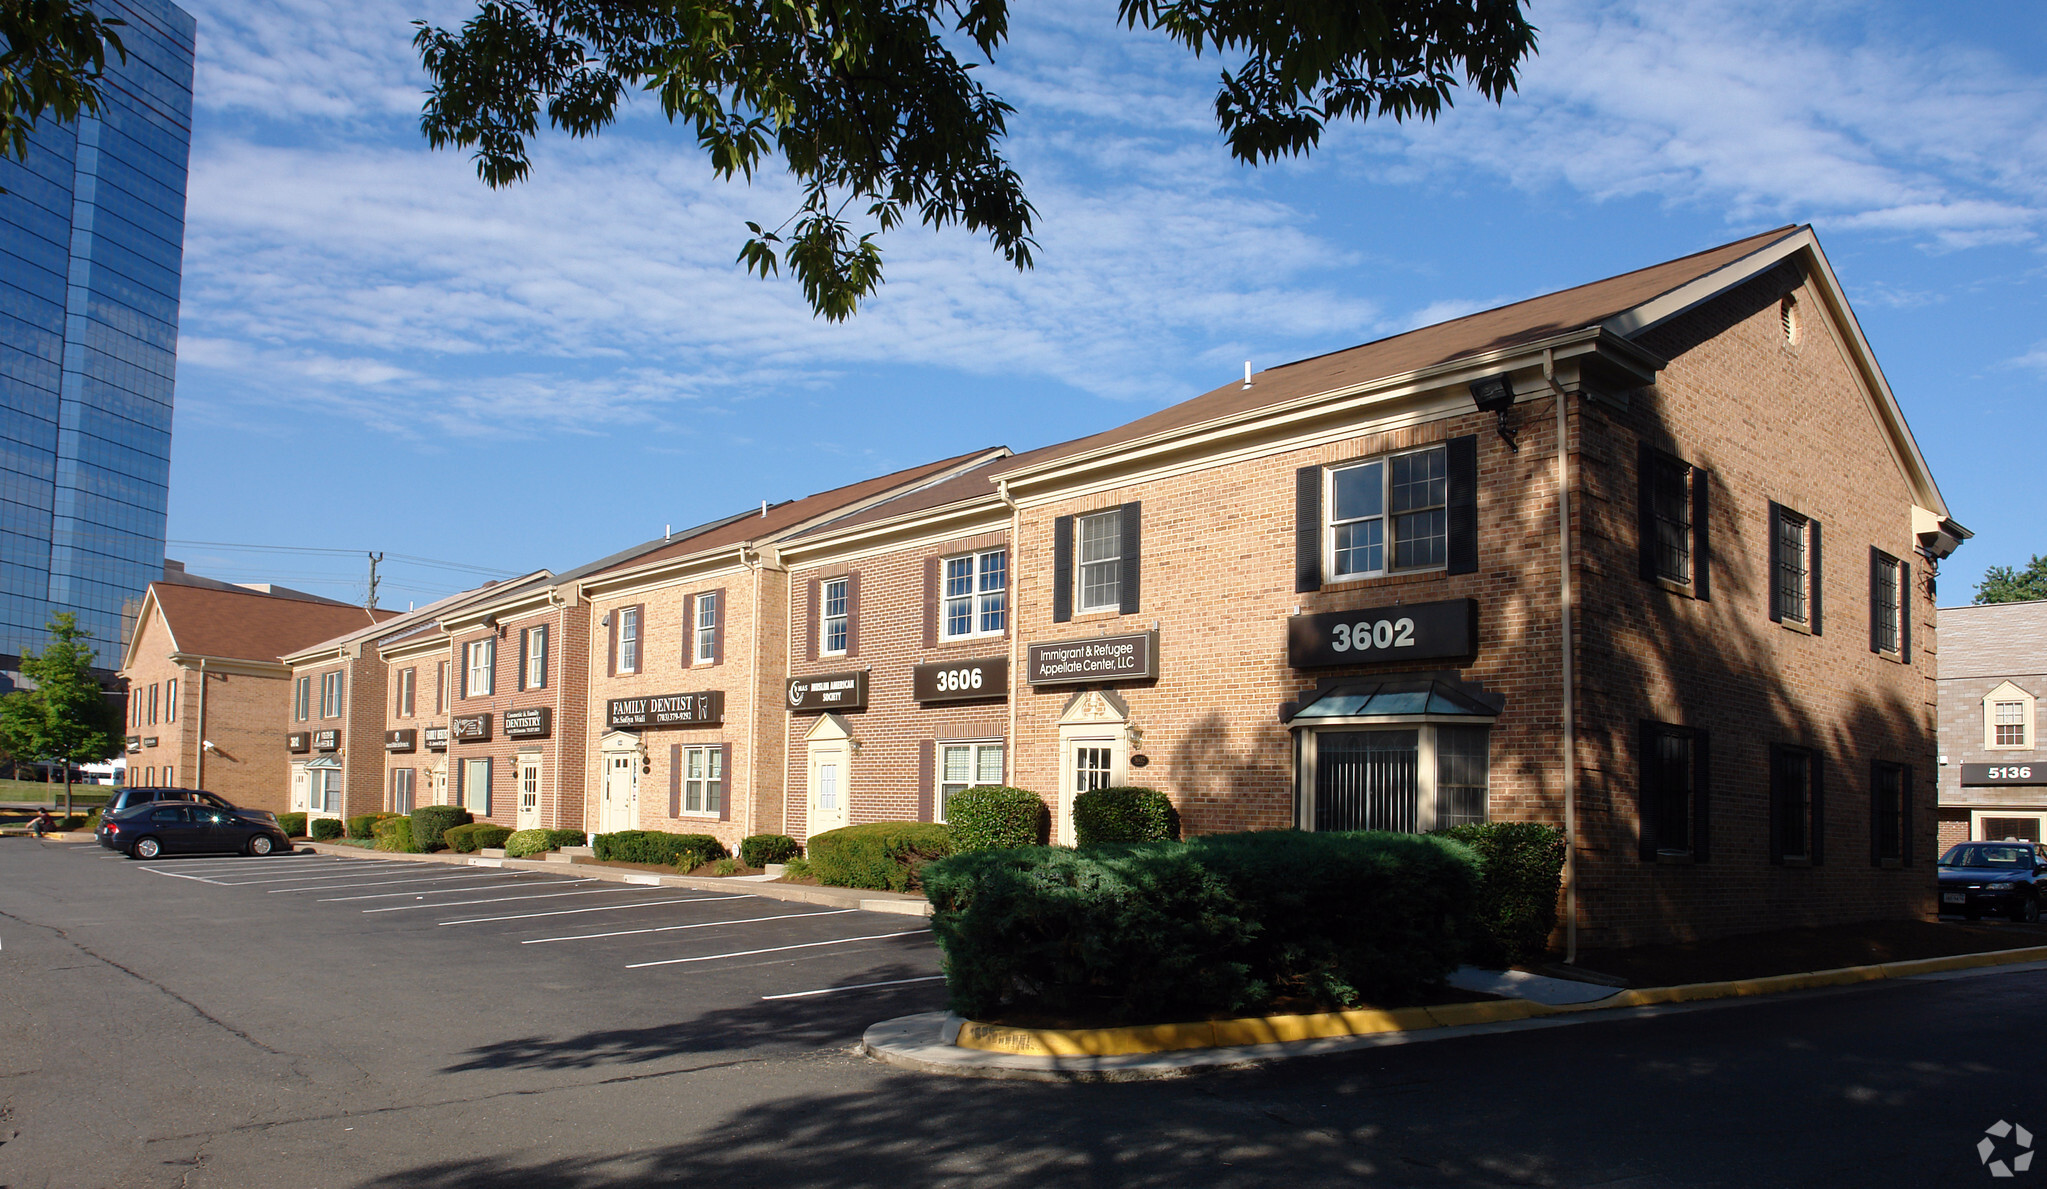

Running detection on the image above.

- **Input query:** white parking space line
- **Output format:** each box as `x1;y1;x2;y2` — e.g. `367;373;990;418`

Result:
270;870;537;894
362;886;670;914
144;856;350;869
208;865;434;886
322;879;585;903
437;894;748;926
762;975;946;1000
134;866;229;884
625;930;931;969
522;907;857;944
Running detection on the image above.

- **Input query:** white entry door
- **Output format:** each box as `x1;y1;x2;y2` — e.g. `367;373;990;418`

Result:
517;756;542;830
807;743;850;836
601;753;638;834
290;764;308;812
430;766;448;806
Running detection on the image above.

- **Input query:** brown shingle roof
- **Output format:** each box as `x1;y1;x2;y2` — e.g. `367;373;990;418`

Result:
147;583;400;664
1003;226;1799;473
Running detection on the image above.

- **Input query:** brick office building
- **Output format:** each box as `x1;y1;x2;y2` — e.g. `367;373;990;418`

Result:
1936;601;2047;848
118;570;389;810
376;619;456;813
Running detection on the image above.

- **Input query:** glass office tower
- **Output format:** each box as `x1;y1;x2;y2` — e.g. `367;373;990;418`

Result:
0;0;194;668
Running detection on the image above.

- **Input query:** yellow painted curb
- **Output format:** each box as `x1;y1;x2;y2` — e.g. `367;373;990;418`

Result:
949;944;2047;1058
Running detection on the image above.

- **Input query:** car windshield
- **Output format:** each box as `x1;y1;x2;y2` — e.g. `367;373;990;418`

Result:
1940;844;2036;869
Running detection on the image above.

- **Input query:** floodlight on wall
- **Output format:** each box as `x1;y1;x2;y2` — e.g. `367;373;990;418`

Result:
1468;374;1520;452
481;615;499;630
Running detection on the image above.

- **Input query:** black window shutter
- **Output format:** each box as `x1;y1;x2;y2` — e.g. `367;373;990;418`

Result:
1899;560;1912;663
1868;548;1883;655
1446;434;1479;575
1637;721;1659;861
516;630;529;691
805;578;820;662
1810;752;1825;865
846;571;861;656
1868;759;1882;867
453;760;463;808
669;743;681;817
1295;465;1323;593
1638;442;1659;583
607;613;618;677
917;740;935;822
711;589;726;666
1692;728;1710;863
1052;515;1074;623
1767;502;1784;622
1118;502;1142;615
922;556;940;647
1690;466;1710;599
479;758;492;818
1767;745;1785;864
1901;763;1914;866
717;745;731;822
535;628;546;689
1808;519;1824;636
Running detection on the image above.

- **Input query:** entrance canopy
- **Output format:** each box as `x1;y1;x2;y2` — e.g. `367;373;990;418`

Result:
303;754;342;769
1283;676;1503;724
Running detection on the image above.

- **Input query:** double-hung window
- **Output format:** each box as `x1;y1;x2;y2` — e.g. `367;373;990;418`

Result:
1869;549;1907;659
294;676;311;722
694;593;718;664
147;683;157;725
1327;445;1449;580
521;626;547;689
396;667;416;718
165;679;176;722
319;672;343;718
435;661;448;713
1769;503;1821;630
943;550;1006;639
1639;722;1707;861
1077;511;1123;612
681;745;723;816
392;768;415;814
1996;702;2028;747
1650;455;1692;582
617;608;640;674
937;742;1005;821
465;639;495;697
1770;744;1820;863
822;579;849;655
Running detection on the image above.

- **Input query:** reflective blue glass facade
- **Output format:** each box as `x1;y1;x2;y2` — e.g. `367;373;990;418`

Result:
0;0;193;664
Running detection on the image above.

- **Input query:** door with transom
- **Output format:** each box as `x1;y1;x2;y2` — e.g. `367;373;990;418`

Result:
601;752;639;834
517;754;542;830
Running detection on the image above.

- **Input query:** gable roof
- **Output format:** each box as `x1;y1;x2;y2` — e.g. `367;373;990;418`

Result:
128;583;398;669
282;572;551;666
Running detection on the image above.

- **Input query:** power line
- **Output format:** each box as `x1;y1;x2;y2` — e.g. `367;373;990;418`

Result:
165;539;520;578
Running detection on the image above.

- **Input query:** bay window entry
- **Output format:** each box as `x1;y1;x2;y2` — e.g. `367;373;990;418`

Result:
1287;677;1499;833
1328;445;1449;580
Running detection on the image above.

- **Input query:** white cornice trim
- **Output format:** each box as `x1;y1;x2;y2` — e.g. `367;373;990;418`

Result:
164;653;290;679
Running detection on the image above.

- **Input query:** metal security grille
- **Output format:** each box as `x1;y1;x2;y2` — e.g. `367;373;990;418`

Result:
1651;457;1691;582
1315;731;1419;832
1774;513;1808;623
1873;555;1900;653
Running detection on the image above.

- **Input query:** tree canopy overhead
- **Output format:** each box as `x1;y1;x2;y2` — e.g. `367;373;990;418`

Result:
413;1;1539;320
0;0;126;169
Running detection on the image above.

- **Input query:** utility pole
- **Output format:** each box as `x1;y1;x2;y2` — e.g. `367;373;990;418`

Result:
366;552;384;613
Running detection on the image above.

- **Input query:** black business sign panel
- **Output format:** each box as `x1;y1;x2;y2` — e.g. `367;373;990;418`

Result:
608;691;723;729
143;736;158;748
385;729;417;753
504;707;552;738
913;656;1008;704
423;726;449;751
786;671;868;713
286;732;309;754
127;735;142;754
1962;763;2047;786
1288;598;1478;669
451;713;493;743
312;729;341;751
1026;632;1158;686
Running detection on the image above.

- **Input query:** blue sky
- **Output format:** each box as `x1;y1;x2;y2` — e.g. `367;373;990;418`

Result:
164;0;2047;608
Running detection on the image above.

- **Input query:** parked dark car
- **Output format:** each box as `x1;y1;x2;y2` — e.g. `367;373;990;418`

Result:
101;801;292;860
97;787;277;849
1937;841;2047;922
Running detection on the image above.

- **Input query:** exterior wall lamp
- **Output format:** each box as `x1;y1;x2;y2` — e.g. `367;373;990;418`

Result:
1468;374;1520;452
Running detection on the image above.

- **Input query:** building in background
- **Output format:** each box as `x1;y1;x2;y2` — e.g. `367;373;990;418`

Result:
0;0;196;671
1937;600;2047;848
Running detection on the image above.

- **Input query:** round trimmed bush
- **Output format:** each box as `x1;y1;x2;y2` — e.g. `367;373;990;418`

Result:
446;823;515;853
309;817;345;842
1073;786;1179;847
944;786;1048;852
278;812;308;838
739;833;801;867
409;805;472;853
372;815;415;852
807;821;954;891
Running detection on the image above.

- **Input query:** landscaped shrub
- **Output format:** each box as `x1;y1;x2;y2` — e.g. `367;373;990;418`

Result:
345;812;400;839
1072;786;1179;847
739;833;801;867
943;786;1048;852
445;823;514;853
781;856;812;880
924;830;1482;1023
712;857;738;876
807;821;955;892
309;817;345;842
410;805;472;853
372;815;415;852
279;812;307;838
501;828;587;858
592;830;729;870
1434;822;1568;968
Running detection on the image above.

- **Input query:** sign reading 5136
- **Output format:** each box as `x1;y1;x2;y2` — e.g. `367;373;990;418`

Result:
1287;598;1477;669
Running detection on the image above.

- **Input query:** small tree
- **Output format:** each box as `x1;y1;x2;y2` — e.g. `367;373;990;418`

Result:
1976;555;2047;604
0;613;121;817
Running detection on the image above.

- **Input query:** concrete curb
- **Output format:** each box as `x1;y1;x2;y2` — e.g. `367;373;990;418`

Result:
297;841;933;917
862;944;2047;1079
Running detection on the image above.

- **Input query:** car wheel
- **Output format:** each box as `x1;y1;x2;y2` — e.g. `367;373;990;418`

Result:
2017;896;2041;924
132;836;161;860
248;834;275;857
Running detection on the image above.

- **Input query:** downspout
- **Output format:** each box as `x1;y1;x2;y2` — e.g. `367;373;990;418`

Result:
194;659;208;789
1543;349;1578;965
746;546;761;838
552;589;567;831
998;479;1021;789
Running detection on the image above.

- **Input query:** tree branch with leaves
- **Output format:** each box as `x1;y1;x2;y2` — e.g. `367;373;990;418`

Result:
0;0;126;168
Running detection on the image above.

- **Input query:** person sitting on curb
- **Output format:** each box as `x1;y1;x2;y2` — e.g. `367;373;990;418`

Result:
29;808;55;838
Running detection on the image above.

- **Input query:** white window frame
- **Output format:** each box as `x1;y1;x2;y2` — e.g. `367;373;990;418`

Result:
618;607;640;674
941;550;1007;641
316;768;341;815
1986;683;2036;750
1294;722;1492;834
694;593;718;664
680;744;724;817
1076;510;1122;613
294;676;311;723
937;741;1005;821
463;757;492;816
435;661;448;713
466;638;495;696
523;625;547;689
392;767;415;814
165;678;176;722
1324;444;1450;582
822;578;849;656
320;671;343;719
397;667;416;718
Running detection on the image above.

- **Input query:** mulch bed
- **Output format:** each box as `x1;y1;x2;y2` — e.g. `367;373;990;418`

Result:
1566;918;2047;988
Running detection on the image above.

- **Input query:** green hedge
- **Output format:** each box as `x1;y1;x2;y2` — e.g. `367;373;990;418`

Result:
446;823;515;853
1072;786;1179;847
808;821;955;892
504;828;586;858
592;830;729;870
739;833;801;867
1434;822;1568;968
372;815;415;852
278;812;307;838
924;830;1481;1022
410;805;472;853
347;812;403;840
310;818;345;842
943;786;1047;852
